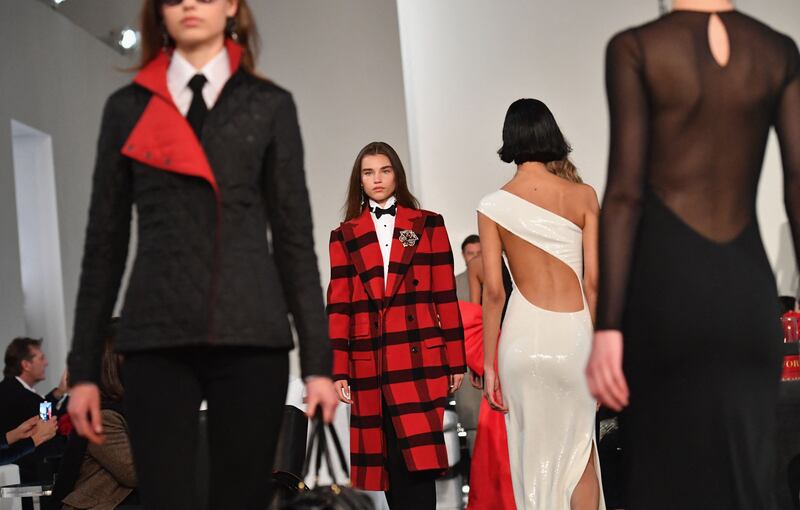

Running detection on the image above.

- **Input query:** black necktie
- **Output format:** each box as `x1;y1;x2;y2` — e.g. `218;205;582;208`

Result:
372;203;396;219
186;74;208;139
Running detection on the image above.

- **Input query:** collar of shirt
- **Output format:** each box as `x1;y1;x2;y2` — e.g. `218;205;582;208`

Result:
167;47;231;116
15;376;40;397
368;195;397;216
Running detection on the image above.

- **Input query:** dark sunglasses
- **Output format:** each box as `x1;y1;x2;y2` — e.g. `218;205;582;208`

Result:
161;0;218;6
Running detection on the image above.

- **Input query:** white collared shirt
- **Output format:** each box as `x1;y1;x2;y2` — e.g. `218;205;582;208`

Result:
15;376;40;397
369;196;397;289
167;47;231;116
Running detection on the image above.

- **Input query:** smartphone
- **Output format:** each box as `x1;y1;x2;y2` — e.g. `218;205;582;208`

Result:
39;401;52;421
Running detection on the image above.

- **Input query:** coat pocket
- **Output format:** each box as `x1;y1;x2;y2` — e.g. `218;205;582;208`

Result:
351;318;371;339
423;336;445;348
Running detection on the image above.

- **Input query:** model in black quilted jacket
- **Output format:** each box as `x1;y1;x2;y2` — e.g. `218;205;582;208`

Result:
66;1;338;508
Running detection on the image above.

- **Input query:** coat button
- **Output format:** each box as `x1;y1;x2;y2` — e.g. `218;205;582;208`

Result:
374;321;379;328
408;315;414;321
413;279;419;286
410;346;418;353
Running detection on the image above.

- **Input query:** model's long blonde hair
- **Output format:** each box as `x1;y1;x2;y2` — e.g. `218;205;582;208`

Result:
546;158;582;184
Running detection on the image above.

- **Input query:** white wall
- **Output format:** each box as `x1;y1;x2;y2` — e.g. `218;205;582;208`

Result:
397;0;800;289
0;0;131;392
11;120;69;390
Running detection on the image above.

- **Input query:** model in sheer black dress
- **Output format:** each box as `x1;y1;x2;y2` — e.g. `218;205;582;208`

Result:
586;0;800;508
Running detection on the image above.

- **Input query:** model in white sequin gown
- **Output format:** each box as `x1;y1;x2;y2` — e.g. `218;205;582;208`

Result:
478;190;604;510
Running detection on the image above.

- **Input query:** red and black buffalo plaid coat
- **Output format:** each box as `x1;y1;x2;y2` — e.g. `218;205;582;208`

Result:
327;204;467;490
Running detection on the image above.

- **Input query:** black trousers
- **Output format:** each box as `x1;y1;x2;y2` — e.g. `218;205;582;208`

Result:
383;401;437;510
123;346;289;510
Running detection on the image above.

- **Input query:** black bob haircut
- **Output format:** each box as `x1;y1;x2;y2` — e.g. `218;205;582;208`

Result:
497;98;571;165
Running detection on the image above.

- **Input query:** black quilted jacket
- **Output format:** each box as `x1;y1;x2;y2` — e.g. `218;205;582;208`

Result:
68;69;331;383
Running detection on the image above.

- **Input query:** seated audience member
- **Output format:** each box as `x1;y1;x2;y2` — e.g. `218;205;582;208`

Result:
454;236;484;454
1;416;58;466
55;321;138;510
0;338;69;432
456;235;481;302
0;337;68;482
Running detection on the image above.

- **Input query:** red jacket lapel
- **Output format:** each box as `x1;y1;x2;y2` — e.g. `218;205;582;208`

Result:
120;39;244;199
385;206;426;304
340;208;385;304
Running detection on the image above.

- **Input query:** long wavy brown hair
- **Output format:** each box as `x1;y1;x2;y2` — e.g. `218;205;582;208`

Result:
100;319;124;402
137;0;260;74
343;142;420;222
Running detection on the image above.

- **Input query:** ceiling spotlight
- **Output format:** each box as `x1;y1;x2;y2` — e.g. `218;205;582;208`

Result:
118;28;139;51
53;0;67;5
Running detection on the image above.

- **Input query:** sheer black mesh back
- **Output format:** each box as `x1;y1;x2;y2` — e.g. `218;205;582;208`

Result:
598;10;800;329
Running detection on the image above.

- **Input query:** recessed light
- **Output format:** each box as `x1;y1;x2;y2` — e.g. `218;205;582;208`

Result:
118;28;139;51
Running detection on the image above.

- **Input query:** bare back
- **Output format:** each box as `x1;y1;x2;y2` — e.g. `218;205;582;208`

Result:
486;166;598;313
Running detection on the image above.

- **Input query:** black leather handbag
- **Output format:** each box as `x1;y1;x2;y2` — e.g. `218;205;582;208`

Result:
281;415;373;510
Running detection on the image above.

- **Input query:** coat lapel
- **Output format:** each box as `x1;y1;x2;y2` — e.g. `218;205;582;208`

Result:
120;39;244;199
385;206;425;305
340;208;385;305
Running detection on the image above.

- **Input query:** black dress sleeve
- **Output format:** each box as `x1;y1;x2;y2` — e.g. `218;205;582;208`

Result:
596;30;651;331
262;92;331;378
776;36;800;284
67;95;133;384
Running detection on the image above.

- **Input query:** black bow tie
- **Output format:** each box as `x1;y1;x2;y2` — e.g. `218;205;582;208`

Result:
372;203;396;219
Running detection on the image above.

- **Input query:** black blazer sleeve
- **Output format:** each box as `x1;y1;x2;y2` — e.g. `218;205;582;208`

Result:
68;94;133;384
262;92;331;378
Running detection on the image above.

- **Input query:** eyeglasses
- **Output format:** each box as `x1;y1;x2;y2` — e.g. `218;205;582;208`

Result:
160;0;218;6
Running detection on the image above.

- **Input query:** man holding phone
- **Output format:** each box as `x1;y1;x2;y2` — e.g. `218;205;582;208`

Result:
0;338;68;488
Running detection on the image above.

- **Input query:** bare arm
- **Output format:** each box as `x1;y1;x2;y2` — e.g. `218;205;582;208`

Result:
478;213;505;372
582;186;601;325
467;256;484;305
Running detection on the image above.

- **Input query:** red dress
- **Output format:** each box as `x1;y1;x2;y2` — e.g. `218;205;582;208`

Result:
459;301;516;510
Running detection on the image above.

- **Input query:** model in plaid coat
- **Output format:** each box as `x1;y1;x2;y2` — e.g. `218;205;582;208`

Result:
327;142;467;501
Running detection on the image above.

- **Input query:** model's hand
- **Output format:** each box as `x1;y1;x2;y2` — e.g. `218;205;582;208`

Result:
31;418;58;447
483;367;508;413
305;377;339;423
6;416;39;445
449;373;464;393
68;383;105;444
333;379;353;405
586;330;629;412
468;370;483;390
